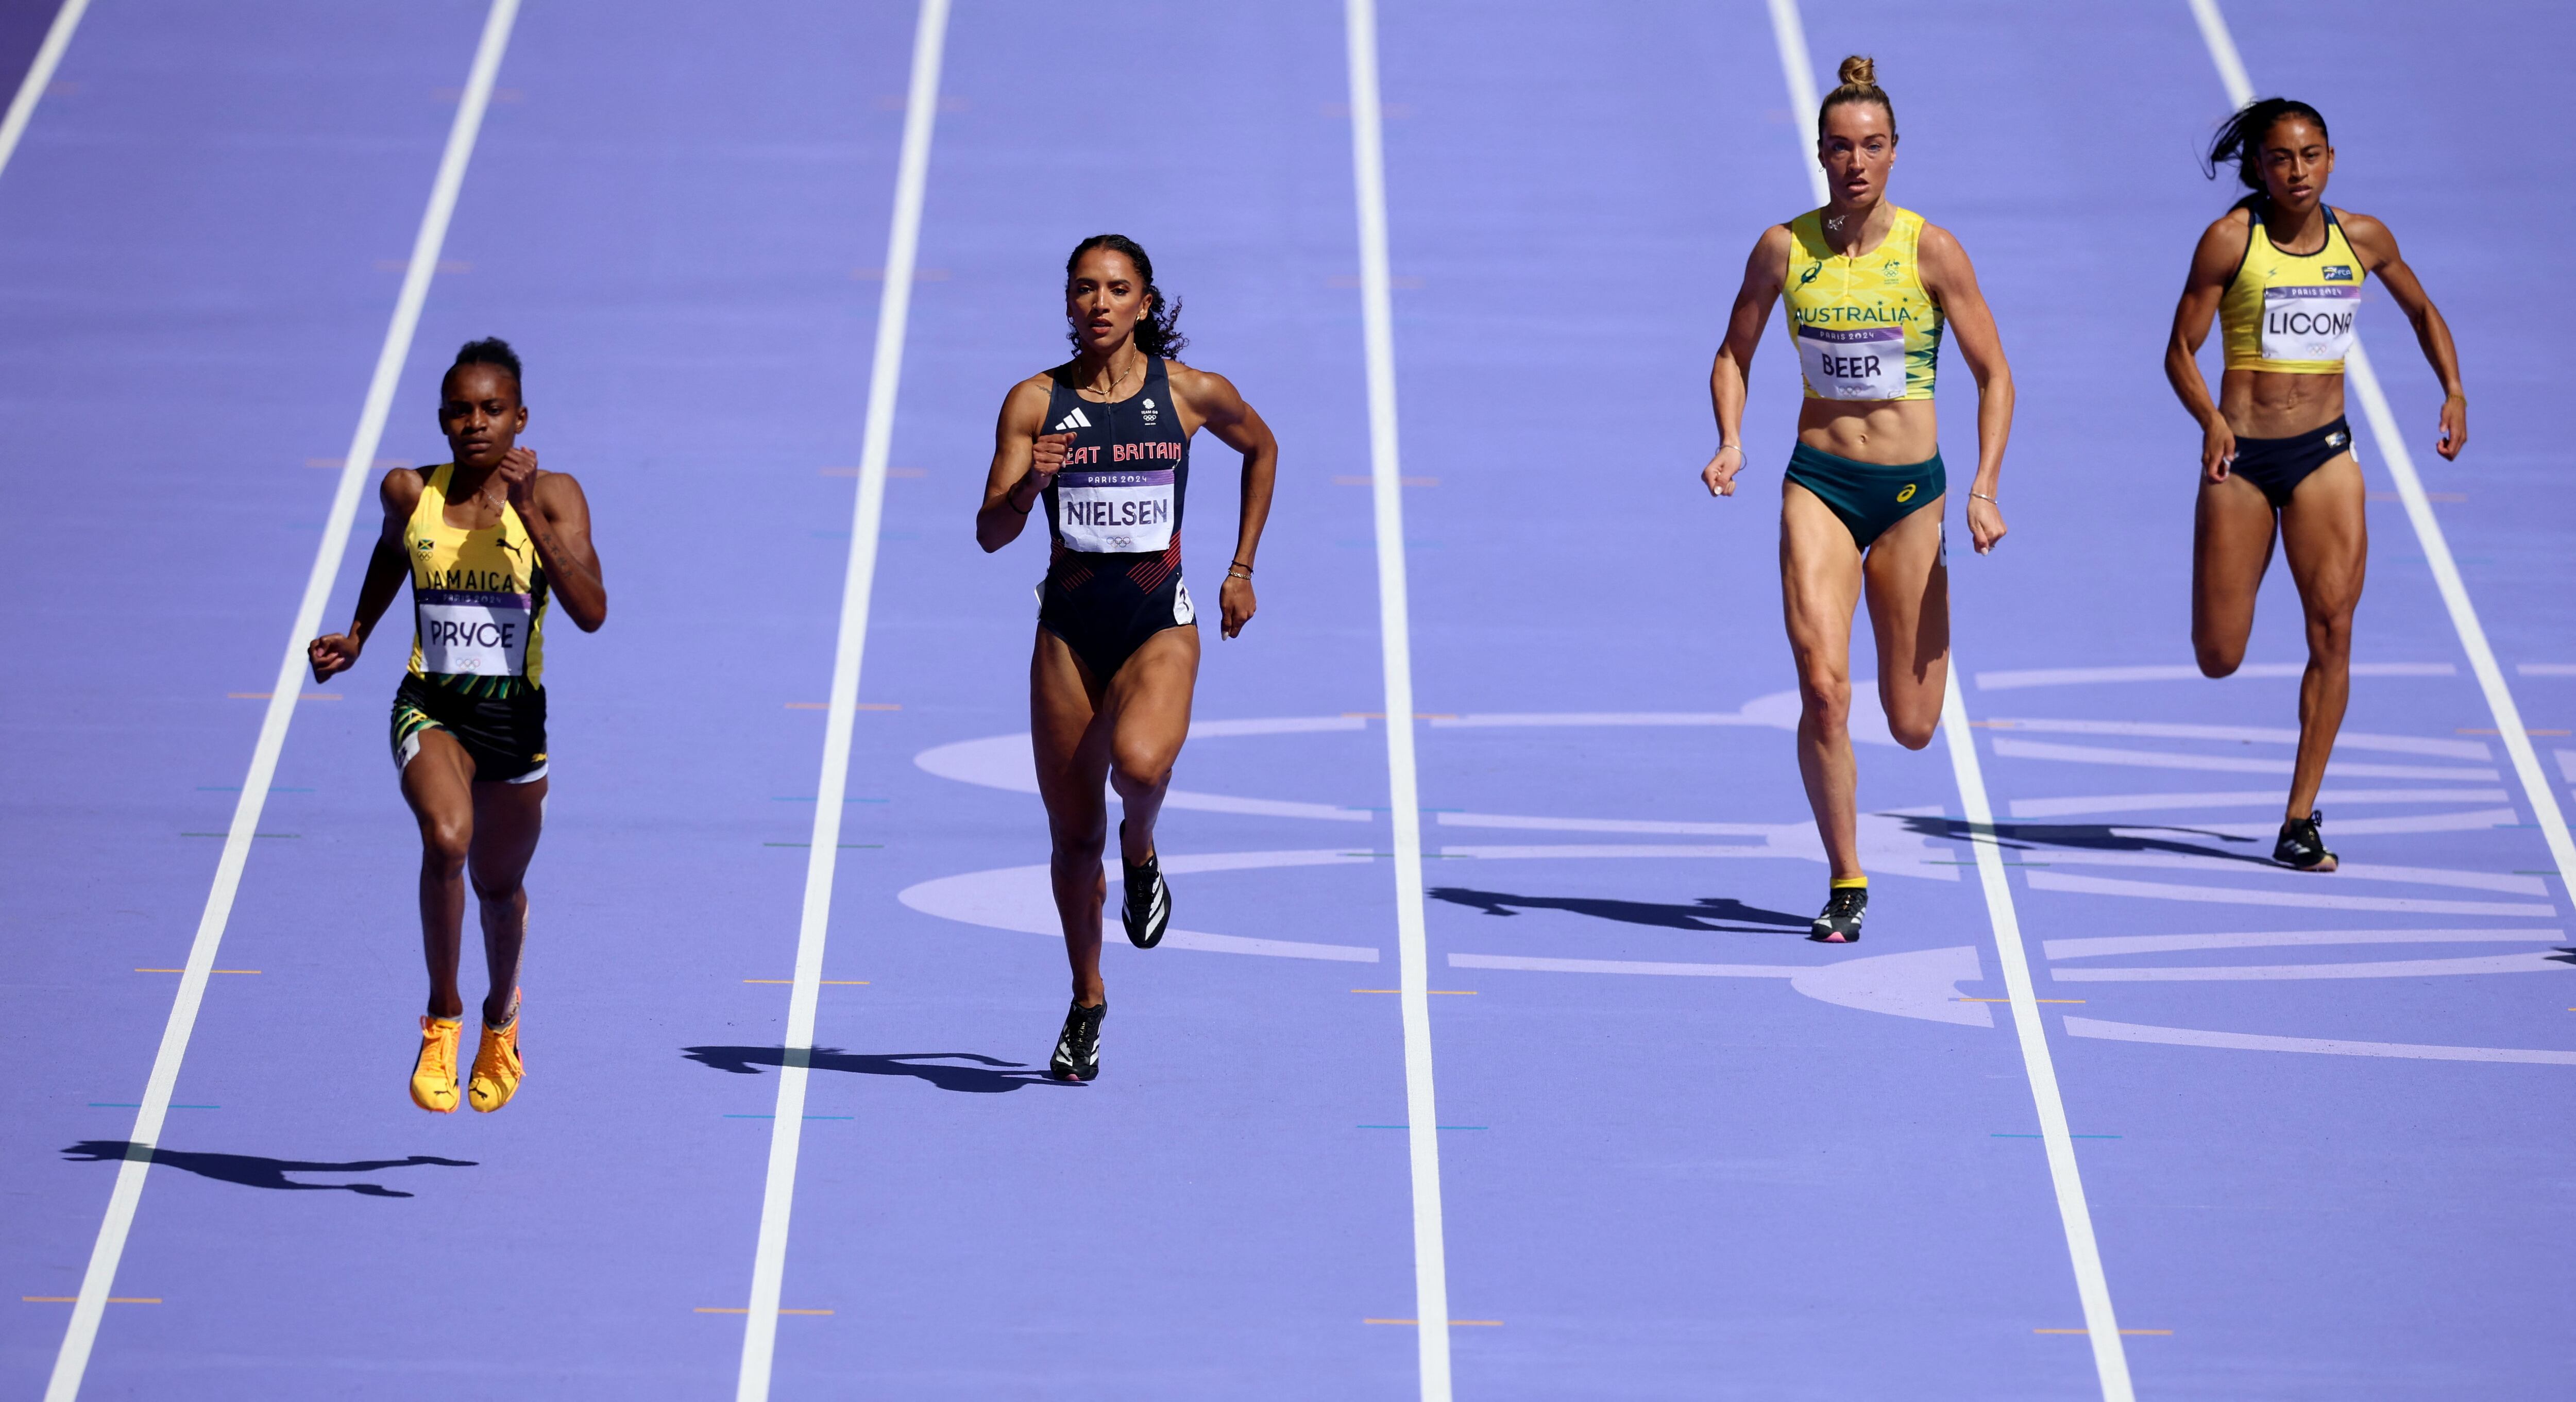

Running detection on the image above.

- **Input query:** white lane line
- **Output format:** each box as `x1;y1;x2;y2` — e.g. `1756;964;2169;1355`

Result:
0;0;89;185
42;4;520;1398
1762;0;1827;205
1978;660;2455;689
2183;0;2576;903
1342;3;1451;1396
1941;677;2137;1398
1762;1;2133;1390
732;2;947;1398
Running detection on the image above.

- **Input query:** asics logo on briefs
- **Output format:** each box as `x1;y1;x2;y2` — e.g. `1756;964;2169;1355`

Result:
1052;406;1094;432
1896;483;1917;503
2327;431;2347;448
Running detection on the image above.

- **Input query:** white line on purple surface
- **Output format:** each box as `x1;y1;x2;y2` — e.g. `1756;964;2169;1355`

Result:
45;5;522;1397
732;3;948;1399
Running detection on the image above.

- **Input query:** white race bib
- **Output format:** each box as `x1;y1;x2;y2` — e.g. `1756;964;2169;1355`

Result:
1797;324;1905;399
1056;468;1175;553
2261;285;2358;363
417;589;533;675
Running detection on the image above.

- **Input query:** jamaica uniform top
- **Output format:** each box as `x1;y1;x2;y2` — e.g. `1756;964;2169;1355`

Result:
1783;205;1944;401
404;463;549;699
1041;356;1191;557
2222;197;2363;375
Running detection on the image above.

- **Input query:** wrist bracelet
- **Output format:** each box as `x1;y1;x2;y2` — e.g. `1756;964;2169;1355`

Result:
1230;559;1253;575
1970;492;1997;504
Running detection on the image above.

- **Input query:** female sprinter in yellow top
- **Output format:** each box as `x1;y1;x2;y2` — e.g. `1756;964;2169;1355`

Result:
1701;56;2013;942
974;235;1278;1080
308;339;607;1112
2165;97;2466;871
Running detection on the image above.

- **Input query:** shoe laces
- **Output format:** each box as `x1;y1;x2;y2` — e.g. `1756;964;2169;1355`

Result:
1824;888;1866;919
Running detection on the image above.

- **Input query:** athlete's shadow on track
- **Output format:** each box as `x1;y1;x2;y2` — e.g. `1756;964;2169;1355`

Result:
1896;816;2267;864
682;1046;1067;1093
61;1141;475;1198
1428;887;1810;935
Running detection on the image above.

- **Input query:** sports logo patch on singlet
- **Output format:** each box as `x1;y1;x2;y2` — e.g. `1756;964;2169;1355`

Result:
415;588;535;675
1797;325;1906;400
2261;285;2358;364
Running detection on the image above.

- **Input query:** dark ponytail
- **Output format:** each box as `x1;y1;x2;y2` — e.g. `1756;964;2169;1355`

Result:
2204;97;2328;193
1064;233;1188;359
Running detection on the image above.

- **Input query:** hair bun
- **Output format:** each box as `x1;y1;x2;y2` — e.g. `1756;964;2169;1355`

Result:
1837;54;1876;88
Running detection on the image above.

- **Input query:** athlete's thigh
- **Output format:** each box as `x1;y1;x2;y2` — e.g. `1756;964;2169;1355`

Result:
2193;471;2278;648
1860;497;1950;731
399;728;478;840
2277;453;2367;617
1030;627;1111;819
1103;623;1201;776
1780;481;1864;680
467;775;547;890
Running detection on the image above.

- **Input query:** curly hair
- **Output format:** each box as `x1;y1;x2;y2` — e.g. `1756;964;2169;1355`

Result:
1064;233;1187;359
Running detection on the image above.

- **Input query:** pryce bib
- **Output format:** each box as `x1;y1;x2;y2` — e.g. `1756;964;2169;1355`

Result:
415;588;535;675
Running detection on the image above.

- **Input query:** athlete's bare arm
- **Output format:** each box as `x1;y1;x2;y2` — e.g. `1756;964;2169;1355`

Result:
1167;362;1277;639
1702;224;1792;498
975;375;1066;553
2165;209;2252;481
309;467;427;683
2340;210;2467;460
502;452;607;631
1917;221;2011;553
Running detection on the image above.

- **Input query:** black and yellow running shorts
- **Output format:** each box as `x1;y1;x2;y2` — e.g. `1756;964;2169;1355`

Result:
391;674;548;783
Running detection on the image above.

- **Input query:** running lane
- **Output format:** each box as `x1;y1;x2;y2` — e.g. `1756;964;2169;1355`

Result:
739;3;1436;1395
1889;2;2576;1396
0;2;502;1390
5;4;921;1395
1367;3;2102;1396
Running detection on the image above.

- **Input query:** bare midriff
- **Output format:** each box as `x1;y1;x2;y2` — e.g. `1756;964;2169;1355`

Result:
2219;367;2346;440
1796;396;1938;465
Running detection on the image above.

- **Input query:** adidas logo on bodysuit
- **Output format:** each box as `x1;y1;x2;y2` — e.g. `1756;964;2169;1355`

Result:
1051;406;1093;433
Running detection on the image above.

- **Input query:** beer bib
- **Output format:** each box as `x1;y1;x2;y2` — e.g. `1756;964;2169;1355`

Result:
2261;285;2358;364
1054;468;1176;554
1797;325;1906;400
415;588;535;675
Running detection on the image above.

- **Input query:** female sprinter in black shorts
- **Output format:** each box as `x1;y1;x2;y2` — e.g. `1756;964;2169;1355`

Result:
975;234;1278;1081
309;339;607;1112
2165;97;2466;871
1700;56;2013;943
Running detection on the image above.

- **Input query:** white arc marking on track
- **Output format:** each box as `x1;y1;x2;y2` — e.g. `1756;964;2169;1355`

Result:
733;3;948;1399
44;4;522;1397
1342;2;1452;1395
1763;1;2132;1390
2184;0;2576;917
0;0;88;187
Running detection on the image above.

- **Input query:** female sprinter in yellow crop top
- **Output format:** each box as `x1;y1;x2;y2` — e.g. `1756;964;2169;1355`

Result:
2165;98;2466;871
1701;56;2015;943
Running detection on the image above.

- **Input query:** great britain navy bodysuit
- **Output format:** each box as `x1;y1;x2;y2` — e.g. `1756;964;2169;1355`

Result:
1037;356;1196;679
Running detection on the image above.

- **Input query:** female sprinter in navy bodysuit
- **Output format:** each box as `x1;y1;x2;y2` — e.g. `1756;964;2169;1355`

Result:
975;235;1279;1082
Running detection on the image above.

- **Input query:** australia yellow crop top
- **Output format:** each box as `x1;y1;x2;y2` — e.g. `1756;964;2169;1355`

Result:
1783;205;1943;402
